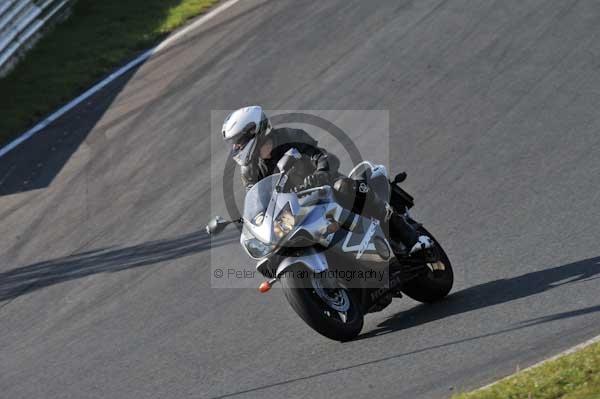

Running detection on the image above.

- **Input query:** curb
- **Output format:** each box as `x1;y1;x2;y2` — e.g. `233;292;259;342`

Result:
473;334;600;393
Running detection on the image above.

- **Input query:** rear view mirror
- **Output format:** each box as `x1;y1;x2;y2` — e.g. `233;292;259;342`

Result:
392;172;407;184
206;216;230;236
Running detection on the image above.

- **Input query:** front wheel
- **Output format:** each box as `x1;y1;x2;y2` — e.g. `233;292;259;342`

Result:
401;228;453;303
281;267;364;341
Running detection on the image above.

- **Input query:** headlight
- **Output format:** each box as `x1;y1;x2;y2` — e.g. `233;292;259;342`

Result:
244;238;275;259
274;203;296;238
252;212;265;226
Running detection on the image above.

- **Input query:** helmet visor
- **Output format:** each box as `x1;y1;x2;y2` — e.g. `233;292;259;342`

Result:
230;137;257;166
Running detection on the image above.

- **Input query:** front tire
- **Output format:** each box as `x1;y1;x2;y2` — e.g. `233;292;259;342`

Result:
401;228;453;303
281;267;364;341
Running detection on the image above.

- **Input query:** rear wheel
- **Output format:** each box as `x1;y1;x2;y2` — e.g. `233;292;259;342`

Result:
401;228;453;303
281;267;364;341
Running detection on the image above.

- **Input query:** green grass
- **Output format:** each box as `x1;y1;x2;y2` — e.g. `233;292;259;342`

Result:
0;0;218;146
453;342;600;399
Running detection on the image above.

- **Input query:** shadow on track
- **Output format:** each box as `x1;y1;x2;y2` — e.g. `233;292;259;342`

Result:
358;256;600;339
0;1;267;197
206;257;600;399
0;229;237;302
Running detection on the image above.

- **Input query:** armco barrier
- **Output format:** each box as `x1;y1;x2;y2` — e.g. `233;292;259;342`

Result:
0;0;70;77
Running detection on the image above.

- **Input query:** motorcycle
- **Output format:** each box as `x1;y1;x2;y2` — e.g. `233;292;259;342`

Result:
207;149;453;341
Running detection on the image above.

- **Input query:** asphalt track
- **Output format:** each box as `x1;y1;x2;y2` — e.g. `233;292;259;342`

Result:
1;1;600;398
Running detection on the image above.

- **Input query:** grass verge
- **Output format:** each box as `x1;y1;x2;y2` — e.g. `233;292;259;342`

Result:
0;0;219;147
453;341;600;399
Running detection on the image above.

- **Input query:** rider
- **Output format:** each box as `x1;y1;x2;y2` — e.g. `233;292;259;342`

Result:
221;106;433;254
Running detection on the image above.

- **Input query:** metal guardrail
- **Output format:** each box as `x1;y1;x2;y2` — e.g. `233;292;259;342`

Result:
0;0;70;76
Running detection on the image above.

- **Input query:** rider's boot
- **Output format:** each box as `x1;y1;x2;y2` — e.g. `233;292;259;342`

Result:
409;235;434;254
388;212;433;255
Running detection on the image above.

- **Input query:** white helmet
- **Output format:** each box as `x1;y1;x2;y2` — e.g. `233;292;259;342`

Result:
222;106;271;166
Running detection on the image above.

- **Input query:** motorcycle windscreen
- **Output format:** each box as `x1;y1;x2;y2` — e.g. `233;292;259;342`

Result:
243;174;280;227
242;173;300;245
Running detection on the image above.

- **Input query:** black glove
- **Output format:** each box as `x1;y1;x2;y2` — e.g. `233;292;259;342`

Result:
303;171;329;188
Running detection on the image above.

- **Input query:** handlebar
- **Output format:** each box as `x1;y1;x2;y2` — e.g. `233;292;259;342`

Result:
293;183;308;192
293;184;331;196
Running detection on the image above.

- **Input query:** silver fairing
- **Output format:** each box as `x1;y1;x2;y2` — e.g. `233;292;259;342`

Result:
240;163;393;279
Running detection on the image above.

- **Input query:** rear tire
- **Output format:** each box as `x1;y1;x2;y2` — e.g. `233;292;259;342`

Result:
401;228;453;303
281;267;364;341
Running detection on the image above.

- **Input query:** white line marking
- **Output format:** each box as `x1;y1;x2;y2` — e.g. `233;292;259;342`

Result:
0;0;241;159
